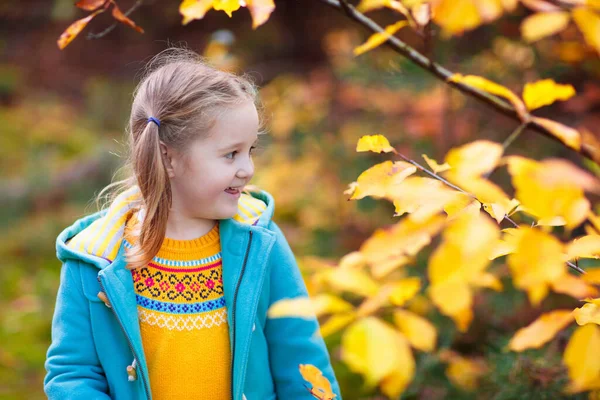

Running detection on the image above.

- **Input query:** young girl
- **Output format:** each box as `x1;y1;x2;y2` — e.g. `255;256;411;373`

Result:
44;48;341;400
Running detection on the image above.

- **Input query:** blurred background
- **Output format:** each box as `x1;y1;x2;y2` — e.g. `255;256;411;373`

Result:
2;0;600;399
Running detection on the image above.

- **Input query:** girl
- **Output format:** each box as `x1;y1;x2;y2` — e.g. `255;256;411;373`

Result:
44;47;341;400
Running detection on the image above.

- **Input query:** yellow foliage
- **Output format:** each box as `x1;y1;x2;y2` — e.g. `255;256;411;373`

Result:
573;298;600;326
439;349;487;391
520;12;571;43
299;364;337;400
341;317;415;396
508;310;574;351
507;227;567;305
422;154;451;173
353;21;409;56
347;160;417;200
393;309;437;352
522;79;576;110
356;134;396;153
506;156;597;229
564;324;600;393
573;7;600;55
267;294;353;319
444;140;504;177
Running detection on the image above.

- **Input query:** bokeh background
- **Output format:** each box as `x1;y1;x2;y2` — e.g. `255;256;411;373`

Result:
2;0;600;399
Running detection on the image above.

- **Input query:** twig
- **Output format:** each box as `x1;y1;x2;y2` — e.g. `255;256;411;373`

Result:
502;122;529;152
87;0;145;40
319;0;598;163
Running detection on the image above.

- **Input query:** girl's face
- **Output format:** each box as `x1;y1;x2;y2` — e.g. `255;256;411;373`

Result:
165;100;259;223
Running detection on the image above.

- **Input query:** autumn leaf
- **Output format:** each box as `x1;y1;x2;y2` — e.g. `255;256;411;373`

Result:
448;74;528;120
359;214;446;277
507;310;574;351
319;312;357;338
112;2;144;33
507;227;567;305
356;134;395;153
180;0;214;24
57;9;105;50
422;154;451;173
522;79;576;111
212;0;242;17
75;0;108;11
320;267;380;297
439;349;487;391
342;317;415;396
299;364;337;400
573;7;600;55
388;277;421;306
532;116;581;150
431;0;482;36
505;156;595;228
520;12;570;43
567;235;600;260
393;309;437;352
428;211;499;331
347;161;417;200
354;21;408;56
444;140;504;177
246;0;275;28
563;324;600;393
267;294;353;319
551;274;599;299
573;298;600;326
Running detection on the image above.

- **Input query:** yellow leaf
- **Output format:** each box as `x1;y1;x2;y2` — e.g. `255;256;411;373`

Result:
338;251;367;270
341;317;415;392
443;195;479;218
390;177;467;222
472;272;503;291
507;227;567;306
507;310;574;351
532;116;581;150
431;0;481;36
319;312;357;338
573;298;600;326
489;239;516;260
349;161;417;200
180;0;214;25
564;324;600;393
573;7;600;55
267;294;353;319
246;0;275;29
370;255;410;279
422;154;451;173
474;0;505;22
57;9;105;50
299;364;337;400
393;309;437;352
483;202;506;224
521;12;571;43
356;134;395;153
389;277;421;306
354;21;409;56
445;354;486;391
212;0;242;17
429;282;473;332
324;268;380;297
583;268;600;284
523;79;576;110
360;214;446;270
506;156;594;229
448;74;528;120
444;140;504;177
567;235;600;260
552;274;599;299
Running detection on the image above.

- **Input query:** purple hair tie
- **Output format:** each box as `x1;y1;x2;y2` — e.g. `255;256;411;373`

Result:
147;117;161;127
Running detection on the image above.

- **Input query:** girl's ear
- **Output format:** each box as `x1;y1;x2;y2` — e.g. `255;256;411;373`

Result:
159;141;176;179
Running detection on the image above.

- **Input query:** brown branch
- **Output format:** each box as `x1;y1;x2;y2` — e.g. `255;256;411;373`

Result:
87;0;145;40
319;0;598;163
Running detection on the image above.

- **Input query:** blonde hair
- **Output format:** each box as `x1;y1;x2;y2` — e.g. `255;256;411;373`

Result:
95;46;262;270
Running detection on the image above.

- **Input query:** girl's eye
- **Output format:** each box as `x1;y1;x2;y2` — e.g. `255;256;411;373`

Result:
226;146;256;160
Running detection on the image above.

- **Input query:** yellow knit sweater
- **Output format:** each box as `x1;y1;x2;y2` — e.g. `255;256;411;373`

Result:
124;218;231;400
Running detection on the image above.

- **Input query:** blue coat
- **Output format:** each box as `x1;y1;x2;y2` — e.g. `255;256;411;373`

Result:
44;187;342;400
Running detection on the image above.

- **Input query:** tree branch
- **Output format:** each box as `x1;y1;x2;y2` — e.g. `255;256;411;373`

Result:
319;0;598;163
87;0;145;40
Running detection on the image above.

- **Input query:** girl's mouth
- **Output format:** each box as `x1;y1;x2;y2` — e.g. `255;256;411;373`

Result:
225;187;240;196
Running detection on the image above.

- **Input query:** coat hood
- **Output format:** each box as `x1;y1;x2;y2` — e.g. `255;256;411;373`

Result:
55;185;274;269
